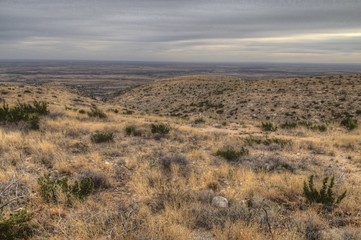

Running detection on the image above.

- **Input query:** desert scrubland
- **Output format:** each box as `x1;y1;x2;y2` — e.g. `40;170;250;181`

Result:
0;74;361;239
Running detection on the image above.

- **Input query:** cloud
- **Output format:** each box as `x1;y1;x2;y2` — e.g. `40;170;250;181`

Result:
0;0;360;63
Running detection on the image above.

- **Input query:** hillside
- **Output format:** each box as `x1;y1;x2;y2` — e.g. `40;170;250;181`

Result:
114;74;361;123
0;78;361;239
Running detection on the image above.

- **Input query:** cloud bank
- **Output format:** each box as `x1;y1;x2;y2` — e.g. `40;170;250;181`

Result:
1;0;360;63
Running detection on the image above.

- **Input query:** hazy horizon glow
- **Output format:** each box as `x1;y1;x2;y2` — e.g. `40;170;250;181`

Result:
1;0;360;63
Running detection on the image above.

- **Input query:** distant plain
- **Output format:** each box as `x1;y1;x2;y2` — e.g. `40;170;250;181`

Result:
1;60;360;98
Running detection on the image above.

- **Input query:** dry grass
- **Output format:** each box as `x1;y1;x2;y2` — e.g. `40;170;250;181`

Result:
0;76;361;239
114;74;361;123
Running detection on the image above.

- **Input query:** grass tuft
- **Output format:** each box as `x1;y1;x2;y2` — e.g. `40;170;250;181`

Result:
261;122;277;132
340;117;358;131
91;132;114;143
151;123;170;135
87;106;107;118
215;146;249;162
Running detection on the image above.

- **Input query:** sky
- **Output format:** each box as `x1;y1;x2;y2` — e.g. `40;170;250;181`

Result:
0;0;360;63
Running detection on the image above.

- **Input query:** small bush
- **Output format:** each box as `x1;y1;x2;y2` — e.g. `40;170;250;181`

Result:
91;132;114;143
38;174;59;203
280;121;297;129
37;173;96;206
32;101;49;115
216;147;249;162
70;142;89;154
78;109;86;114
0;180;34;239
303;175;347;206
0;209;34;240
125;125;142;136
0;101;48;122
340;117;358;131
298;121;327;132
194;117;205;124
243;136;292;147
151;123;170;135
261;122;277;132
29;115;40;130
317;124;327;132
159;154;190;177
78;169;109;190
0;101;48;130
108;108;119;113
87;106;107;118
123;109;134;115
69;178;94;201
207;181;220;191
280;121;327;132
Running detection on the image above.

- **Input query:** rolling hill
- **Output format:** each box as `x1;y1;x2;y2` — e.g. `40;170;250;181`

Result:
114;74;361;123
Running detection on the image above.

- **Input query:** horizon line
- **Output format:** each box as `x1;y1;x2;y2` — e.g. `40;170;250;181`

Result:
1;59;361;66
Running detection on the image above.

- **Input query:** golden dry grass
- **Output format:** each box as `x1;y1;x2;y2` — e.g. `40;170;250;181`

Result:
0;76;361;239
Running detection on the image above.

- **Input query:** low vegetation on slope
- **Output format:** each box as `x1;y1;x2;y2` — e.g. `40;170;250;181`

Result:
114;74;361;123
0;78;360;239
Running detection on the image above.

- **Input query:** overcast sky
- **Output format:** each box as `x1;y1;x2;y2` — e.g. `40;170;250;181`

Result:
1;0;360;63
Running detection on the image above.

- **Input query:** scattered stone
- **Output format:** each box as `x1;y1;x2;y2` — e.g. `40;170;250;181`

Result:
212;196;228;208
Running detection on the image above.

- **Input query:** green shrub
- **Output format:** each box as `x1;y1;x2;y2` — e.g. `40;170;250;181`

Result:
0;101;48;123
0;101;48;130
280;121;327;132
29;115;40;130
151;123;170;135
91;132;114;143
38;174;59;203
0;209;34;240
125;125;141;136
340;117;358;131
298;121;327;132
215;147;249;162
125;125;135;135
303;175;346;206
87;106;107;118
37;174;95;206
31;101;49;115
261;122;277;132
69;178;94;201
